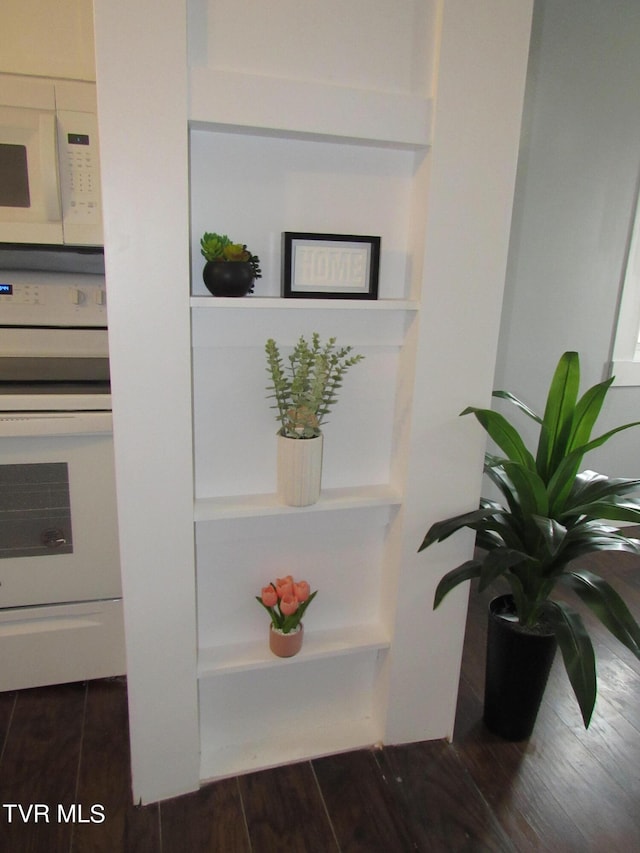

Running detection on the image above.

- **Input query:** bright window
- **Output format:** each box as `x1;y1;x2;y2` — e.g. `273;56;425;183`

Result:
612;189;640;386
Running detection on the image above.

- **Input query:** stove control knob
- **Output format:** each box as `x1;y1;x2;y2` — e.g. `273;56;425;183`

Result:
41;528;68;548
69;287;86;305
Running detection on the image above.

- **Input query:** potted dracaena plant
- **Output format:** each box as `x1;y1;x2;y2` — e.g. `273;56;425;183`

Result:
419;351;640;740
200;231;262;297
265;333;364;506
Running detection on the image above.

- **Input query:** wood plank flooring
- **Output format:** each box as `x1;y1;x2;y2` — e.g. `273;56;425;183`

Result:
1;534;640;851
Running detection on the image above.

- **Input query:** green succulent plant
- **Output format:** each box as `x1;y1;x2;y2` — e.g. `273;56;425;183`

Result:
200;231;262;278
265;333;364;438
419;351;640;728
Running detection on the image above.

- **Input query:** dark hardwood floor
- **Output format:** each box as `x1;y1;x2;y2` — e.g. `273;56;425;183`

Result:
1;534;640;851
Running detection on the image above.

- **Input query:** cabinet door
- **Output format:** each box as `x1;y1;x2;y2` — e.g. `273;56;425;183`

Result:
0;0;96;81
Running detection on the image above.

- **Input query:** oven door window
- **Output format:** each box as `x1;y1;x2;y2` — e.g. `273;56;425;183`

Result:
0;462;73;558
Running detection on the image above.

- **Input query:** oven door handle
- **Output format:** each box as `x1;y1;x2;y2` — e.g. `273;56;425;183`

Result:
0;411;112;437
41;528;68;548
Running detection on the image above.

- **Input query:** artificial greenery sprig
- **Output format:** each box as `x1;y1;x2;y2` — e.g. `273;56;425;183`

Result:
265;333;364;438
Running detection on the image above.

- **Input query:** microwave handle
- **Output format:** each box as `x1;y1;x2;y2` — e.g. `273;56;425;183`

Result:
39;113;61;221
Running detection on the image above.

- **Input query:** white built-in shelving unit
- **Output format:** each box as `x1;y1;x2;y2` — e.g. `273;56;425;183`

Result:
95;0;533;803
187;0;439;781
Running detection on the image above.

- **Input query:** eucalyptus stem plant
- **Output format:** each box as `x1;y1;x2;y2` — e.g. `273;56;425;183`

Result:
419;351;640;727
265;333;364;438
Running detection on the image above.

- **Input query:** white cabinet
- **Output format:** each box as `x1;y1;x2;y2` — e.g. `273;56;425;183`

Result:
0;0;96;81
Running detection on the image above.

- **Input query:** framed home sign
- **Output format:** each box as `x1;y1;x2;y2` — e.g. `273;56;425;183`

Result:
282;232;380;299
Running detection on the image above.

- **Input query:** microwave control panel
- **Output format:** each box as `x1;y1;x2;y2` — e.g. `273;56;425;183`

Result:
56;110;103;245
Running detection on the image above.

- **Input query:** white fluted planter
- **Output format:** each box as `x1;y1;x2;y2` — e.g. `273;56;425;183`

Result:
277;432;323;506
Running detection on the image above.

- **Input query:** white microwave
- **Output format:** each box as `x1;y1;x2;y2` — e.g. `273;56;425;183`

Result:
0;74;102;247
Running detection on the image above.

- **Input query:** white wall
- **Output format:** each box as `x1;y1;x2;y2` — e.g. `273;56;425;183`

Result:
494;0;640;477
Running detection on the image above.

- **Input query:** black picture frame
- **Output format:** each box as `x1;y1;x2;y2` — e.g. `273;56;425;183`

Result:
282;232;380;299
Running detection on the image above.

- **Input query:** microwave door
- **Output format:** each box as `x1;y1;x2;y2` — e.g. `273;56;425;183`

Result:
0;106;63;245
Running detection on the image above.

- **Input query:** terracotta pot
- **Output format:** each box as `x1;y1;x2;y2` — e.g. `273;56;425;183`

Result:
202;260;255;297
276;432;323;506
269;624;304;658
483;594;557;741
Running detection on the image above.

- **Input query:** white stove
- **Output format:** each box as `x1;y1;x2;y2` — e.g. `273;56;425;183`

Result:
0;263;124;691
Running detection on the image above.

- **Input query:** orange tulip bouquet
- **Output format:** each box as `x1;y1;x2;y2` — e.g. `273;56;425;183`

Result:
257;575;317;657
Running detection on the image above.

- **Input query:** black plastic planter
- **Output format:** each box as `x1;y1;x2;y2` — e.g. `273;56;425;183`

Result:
483;594;557;741
202;261;255;297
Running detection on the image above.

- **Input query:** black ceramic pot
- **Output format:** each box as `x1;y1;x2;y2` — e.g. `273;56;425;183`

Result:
202;261;255;297
483;594;557;741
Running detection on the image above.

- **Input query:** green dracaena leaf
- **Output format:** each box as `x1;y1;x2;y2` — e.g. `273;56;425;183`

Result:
548;421;640;514
565;471;640;507
419;506;498;550
483;463;521;518
433;560;483;609
472;515;525;551
531;516;568;559
461;407;536;470
544;600;596;727
536;352;580;481
564;500;640;525
567;376;614;454
478;548;530;592
492;389;542;423
502;461;549;517
562;569;640;657
559;525;640;564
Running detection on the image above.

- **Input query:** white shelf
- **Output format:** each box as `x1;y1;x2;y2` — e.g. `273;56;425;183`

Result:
194;483;402;522
190;296;419;311
189;68;432;149
198;623;390;677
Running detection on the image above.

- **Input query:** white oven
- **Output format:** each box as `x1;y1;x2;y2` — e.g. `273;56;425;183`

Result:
0;264;124;691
